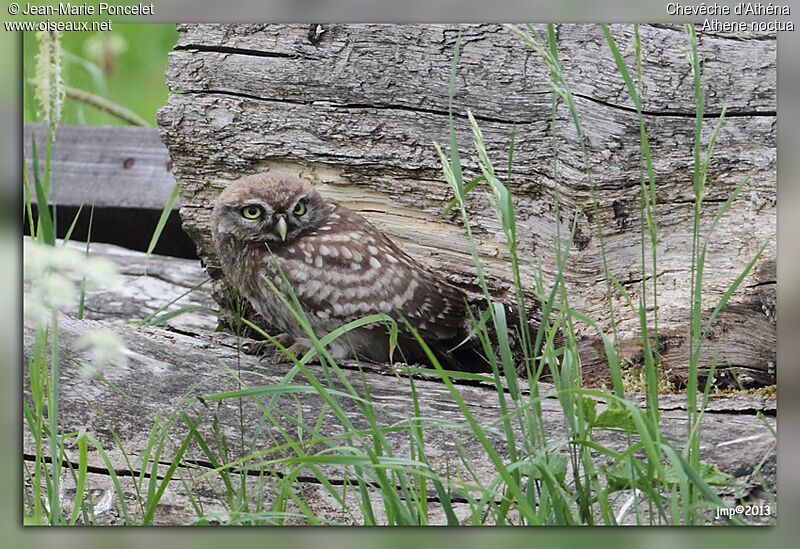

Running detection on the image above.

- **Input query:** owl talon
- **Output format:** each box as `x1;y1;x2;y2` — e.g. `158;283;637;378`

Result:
270;341;320;364
241;340;270;356
241;333;291;356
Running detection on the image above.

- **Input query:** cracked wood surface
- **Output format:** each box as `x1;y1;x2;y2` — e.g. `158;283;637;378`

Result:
156;23;776;388
23;241;776;525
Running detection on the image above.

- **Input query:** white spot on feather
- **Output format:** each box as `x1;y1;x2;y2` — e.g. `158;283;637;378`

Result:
369;256;381;268
318;285;333;300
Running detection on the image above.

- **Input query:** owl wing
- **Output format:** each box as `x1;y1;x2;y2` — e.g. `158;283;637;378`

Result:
277;204;468;344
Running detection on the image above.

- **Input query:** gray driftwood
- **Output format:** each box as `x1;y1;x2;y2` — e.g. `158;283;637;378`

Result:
23;241;775;524
157;24;776;389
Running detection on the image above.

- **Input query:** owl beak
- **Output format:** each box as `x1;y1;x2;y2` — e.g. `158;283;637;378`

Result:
275;215;288;241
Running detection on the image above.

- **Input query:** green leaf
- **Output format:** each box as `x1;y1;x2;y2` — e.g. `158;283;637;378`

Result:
595;408;637;431
528;452;568;483
579;396;597;426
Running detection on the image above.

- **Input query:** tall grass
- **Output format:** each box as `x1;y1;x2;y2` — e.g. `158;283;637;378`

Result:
23;24;773;525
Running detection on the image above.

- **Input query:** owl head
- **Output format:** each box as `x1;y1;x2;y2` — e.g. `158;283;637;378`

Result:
212;172;330;244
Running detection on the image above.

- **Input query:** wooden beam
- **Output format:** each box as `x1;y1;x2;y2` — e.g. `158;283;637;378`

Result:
23;123;178;210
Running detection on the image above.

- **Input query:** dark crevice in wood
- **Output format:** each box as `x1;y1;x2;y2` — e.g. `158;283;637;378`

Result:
670;198;733;204
23;453;472;505
173;89;525;126
174;43;301;60
658;403;776;417
573;92;776;119
185;457;473;504
304;357;775;417
746;280;776;289
162;325;206;338
339;101;522;126
168;88;266;103
23;453;167;481
174;87;775;127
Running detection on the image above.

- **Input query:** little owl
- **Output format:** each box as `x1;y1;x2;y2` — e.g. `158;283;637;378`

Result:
212;172;484;369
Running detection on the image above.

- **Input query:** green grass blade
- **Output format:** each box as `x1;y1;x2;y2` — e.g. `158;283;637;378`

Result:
142;414;197;525
69;430;89;524
697;242;767;353
77;204;95;320
447;32;464;197
85;433;130;523
31;136;55;246
23;145;36;237
144;305;216;327
138;277;211;326
440;175;485;218
146;183;180;258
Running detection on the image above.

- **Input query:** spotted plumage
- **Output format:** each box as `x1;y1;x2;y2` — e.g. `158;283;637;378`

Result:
212;172;476;365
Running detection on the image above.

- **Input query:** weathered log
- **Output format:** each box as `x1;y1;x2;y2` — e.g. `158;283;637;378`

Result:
23;241;776;525
156;24;776;387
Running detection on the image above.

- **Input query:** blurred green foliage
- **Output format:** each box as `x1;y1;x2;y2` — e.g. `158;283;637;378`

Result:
23;24;178;127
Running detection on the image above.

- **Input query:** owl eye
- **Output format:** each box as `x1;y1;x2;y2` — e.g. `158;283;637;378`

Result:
293;200;307;216
241;205;263;219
